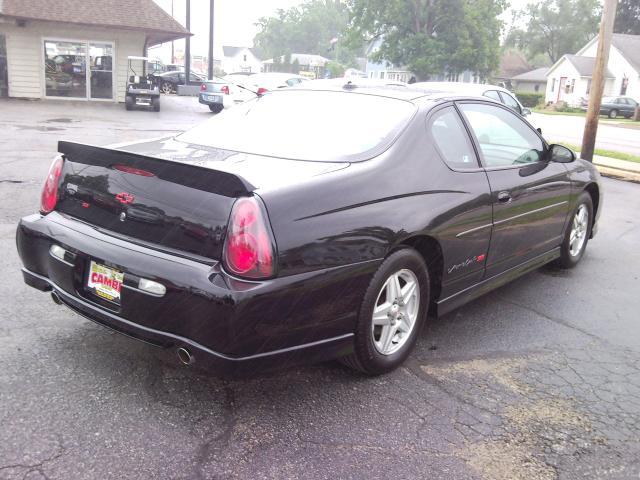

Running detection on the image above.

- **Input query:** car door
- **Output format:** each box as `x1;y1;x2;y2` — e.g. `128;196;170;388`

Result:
457;101;571;278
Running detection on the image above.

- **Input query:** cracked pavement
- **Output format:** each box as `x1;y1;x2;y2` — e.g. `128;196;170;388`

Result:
1;96;639;479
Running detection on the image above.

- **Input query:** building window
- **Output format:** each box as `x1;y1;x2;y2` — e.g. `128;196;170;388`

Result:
534;84;540;92
586;79;591;94
380;71;385;79
44;40;113;99
551;79;556;92
243;54;247;62
621;76;628;95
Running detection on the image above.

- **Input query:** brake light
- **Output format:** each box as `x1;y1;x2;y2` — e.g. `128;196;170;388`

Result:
200;83;206;92
256;87;268;96
40;155;64;214
223;196;276;279
221;85;230;95
113;164;155;177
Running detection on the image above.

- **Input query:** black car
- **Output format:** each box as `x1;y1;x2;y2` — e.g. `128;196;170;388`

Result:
581;96;639;118
154;70;206;94
16;85;602;376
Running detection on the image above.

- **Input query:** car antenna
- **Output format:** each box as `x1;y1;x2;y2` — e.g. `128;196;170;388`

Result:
212;75;260;97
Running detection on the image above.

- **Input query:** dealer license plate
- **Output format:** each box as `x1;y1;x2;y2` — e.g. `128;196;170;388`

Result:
206;94;221;102
87;261;124;304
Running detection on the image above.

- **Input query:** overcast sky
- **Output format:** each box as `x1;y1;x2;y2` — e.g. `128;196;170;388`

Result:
150;0;531;63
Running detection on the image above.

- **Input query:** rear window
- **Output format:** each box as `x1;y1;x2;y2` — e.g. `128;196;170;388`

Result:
177;90;416;162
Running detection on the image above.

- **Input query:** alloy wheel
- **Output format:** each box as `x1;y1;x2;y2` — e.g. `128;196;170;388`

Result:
569;204;589;257
371;269;420;356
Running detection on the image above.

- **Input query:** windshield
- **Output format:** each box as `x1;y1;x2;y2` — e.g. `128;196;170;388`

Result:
177;90;416;162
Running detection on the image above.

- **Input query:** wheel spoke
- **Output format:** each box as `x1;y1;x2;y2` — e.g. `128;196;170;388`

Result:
380;324;397;352
400;280;417;305
373;302;392;325
388;274;402;301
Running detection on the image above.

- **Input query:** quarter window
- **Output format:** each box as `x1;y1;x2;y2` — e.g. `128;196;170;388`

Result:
499;92;522;114
459;103;544;168
429;107;477;169
483;90;501;102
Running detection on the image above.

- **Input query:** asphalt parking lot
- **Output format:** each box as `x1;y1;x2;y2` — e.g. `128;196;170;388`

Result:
1;95;639;480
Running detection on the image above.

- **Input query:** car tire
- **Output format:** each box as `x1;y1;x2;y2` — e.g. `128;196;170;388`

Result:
608;109;618;119
209;104;223;113
555;192;593;269
161;82;173;94
152;97;160;112
125;96;133;111
340;248;430;375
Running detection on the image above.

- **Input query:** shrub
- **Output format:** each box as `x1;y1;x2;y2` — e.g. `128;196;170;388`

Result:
516;92;544;108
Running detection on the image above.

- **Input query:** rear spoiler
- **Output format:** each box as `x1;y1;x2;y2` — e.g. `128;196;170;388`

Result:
58;141;255;198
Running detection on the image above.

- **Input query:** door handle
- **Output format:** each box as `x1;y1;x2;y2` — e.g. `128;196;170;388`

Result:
497;191;512;204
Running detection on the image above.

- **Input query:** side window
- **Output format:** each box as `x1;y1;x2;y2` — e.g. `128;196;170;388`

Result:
459;103;544;168
499;92;522;114
483;90;502;102
429;107;478;170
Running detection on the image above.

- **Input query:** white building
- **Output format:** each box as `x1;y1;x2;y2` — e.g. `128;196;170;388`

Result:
0;0;189;103
221;46;262;75
263;53;329;78
545;34;640;106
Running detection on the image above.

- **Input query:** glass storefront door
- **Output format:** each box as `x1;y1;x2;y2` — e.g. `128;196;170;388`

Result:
44;40;113;100
89;43;113;99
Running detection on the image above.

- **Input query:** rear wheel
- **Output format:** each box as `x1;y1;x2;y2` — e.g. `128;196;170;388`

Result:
608;109;618;119
161;82;173;94
209;104;223;113
556;192;593;268
152;97;160;112
125;95;133;111
341;248;429;375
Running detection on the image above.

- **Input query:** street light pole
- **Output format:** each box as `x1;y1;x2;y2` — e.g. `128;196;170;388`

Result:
171;0;175;64
208;0;215;80
185;0;191;85
580;0;617;162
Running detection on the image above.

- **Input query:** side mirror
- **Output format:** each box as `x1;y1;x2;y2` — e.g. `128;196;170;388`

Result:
522;107;531;116
548;144;575;163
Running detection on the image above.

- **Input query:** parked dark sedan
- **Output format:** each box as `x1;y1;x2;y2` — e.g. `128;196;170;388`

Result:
153;70;206;94
581;95;639;118
17;84;602;376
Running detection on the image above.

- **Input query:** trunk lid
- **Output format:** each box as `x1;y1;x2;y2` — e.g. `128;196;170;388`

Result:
55;139;348;261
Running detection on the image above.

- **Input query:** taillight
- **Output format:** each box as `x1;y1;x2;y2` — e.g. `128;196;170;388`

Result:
221;85;230;95
256;87;268;96
40;155;64;214
200;83;206;92
223;196;276;279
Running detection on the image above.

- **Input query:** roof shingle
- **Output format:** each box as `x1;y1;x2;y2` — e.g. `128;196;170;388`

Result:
0;0;190;45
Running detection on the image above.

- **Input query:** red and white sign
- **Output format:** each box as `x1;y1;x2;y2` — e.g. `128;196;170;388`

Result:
87;261;124;303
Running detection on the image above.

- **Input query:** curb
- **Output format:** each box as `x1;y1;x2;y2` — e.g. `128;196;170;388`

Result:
594;164;640;184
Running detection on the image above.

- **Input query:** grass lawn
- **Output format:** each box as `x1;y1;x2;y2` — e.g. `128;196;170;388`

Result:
551;141;640;164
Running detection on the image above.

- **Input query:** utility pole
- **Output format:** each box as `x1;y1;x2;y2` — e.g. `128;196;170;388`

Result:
580;0;617;162
185;0;191;85
170;0;175;64
208;0;215;80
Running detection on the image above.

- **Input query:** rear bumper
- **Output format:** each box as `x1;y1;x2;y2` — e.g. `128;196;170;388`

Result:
17;212;379;375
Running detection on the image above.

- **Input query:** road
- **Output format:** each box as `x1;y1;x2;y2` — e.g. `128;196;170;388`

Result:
530;111;640;156
1;96;639;480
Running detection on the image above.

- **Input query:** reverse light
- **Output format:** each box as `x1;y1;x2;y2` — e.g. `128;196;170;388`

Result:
40;155;64;214
221;85;230;95
223;196;276;279
256;87;268;97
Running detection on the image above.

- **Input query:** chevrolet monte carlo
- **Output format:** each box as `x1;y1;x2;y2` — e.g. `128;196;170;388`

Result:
16;84;602;376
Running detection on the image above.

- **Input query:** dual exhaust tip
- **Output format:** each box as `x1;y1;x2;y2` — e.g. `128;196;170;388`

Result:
50;289;195;367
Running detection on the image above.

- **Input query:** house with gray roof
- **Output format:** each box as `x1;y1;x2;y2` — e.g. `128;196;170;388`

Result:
0;0;190;102
511;67;549;94
545;34;640;106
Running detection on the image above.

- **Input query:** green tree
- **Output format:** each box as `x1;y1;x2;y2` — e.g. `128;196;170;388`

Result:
505;0;601;64
346;0;505;81
614;0;640;35
254;0;362;66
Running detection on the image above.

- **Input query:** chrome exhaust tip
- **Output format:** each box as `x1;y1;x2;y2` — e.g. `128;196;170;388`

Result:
176;347;194;366
51;291;62;305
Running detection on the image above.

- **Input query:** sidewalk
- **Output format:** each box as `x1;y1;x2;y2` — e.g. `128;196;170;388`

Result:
592;155;640;182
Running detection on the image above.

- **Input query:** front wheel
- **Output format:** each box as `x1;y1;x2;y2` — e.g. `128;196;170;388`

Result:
555;192;593;268
152;97;160;112
341;248;429;375
608;109;618;119
125;95;133;111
